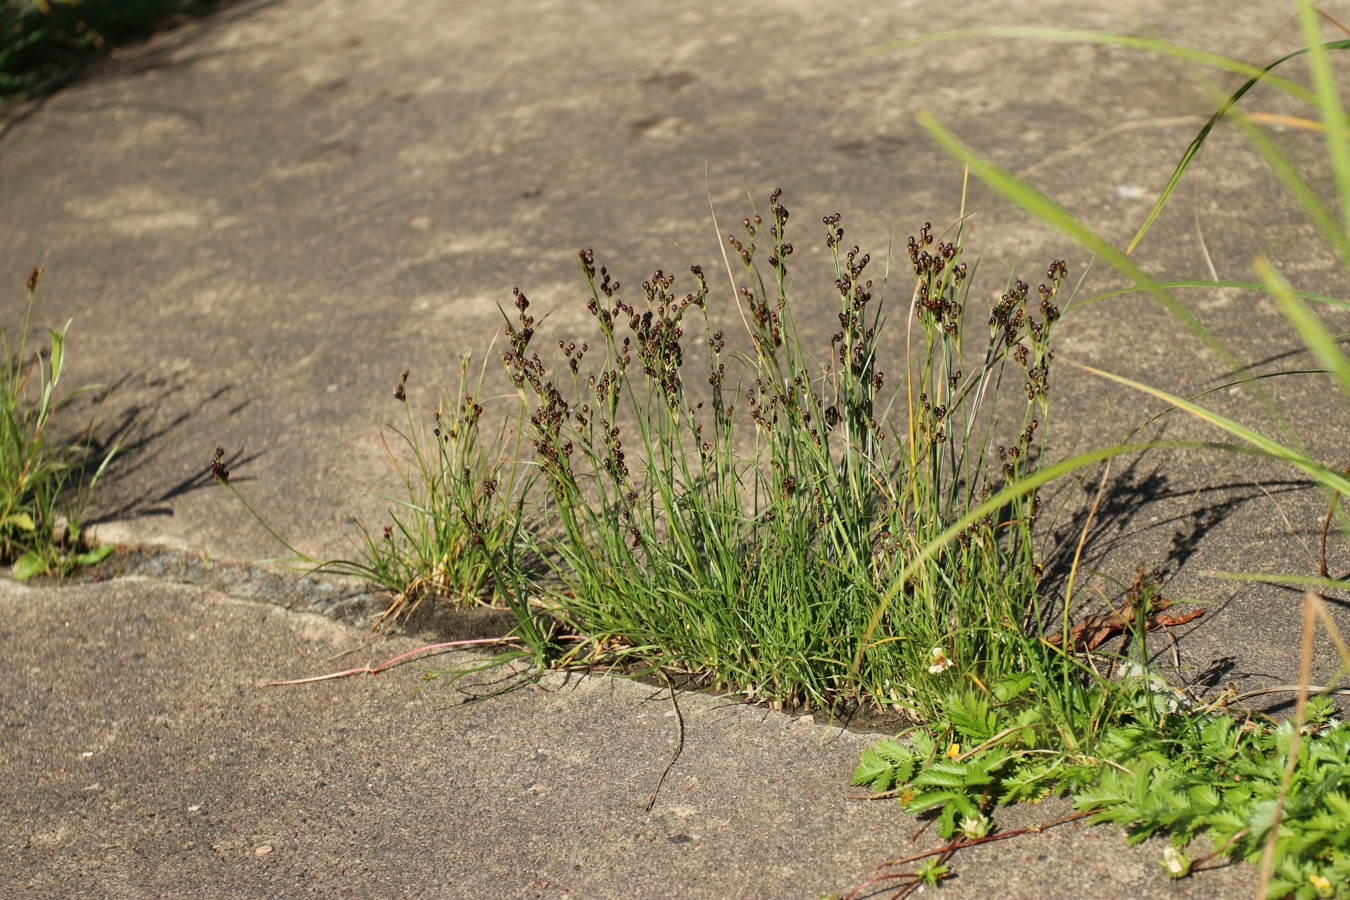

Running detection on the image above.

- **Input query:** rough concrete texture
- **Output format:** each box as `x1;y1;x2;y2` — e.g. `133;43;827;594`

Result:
1;0;1349;895
1;578;1249;898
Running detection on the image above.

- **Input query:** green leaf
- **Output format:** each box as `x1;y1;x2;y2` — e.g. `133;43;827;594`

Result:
3;512;35;532
853;738;918;792
992;671;1033;702
47;324;65;385
12;550;47;580
946;692;998;741
73;543;114;568
1297;0;1350;246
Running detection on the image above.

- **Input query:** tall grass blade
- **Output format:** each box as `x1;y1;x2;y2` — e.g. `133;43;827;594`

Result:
871;28;1315;102
1075;362;1350;495
1068;280;1350;313
1258;256;1350;400
917;111;1302;446
878;25;1350;257
1223;102;1350;265
1298;0;1350;244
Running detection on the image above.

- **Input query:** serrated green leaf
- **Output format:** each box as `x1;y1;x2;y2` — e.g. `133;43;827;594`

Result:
853;738;918;792
946;692;999;742
905;788;961;815
992;671;1034;702
913;762;970;791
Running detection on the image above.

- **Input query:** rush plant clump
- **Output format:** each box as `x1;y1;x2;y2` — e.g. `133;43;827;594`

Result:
494;190;1068;715
352;355;531;627
210;352;532;630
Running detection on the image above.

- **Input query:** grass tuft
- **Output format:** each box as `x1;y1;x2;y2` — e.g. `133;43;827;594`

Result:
353;353;533;627
1;267;113;578
486;193;1072;716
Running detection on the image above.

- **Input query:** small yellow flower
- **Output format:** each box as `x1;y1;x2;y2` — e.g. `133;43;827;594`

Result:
928;647;953;674
1309;873;1334;898
946;743;961;759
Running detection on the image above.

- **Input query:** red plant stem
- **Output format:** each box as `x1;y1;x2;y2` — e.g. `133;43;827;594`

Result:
839;871;915;900
262;636;522;686
880;809;1097;870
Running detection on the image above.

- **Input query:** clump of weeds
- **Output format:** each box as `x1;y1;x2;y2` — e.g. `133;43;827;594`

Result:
846;2;1350;895
1;268;114;578
495;189;1069;716
211;351;533;629
354;353;533;627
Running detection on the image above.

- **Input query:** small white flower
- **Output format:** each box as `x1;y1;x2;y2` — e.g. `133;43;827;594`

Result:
959;814;991;839
1159;846;1191;879
928;647;953;674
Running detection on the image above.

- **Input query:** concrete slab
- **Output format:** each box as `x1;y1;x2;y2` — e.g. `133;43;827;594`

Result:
0;577;1249;898
1;0;1348;895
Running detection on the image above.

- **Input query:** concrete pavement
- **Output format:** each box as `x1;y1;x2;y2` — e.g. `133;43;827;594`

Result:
3;0;1349;895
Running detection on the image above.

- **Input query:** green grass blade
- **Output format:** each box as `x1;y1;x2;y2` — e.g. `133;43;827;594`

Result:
1298;0;1350;244
1224;104;1350;266
1075;362;1350;495
1066;280;1350;313
1205;571;1350;591
877;25;1350;257
1258;256;1350;400
1123;40;1350;255
854;439;1217;669
917;111;1301;446
870;28;1314;103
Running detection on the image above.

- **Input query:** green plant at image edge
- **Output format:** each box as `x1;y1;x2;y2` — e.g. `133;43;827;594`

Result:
2;267;114;579
852;2;1350;895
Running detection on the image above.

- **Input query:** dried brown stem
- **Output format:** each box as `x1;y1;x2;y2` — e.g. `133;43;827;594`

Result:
261;636;522;687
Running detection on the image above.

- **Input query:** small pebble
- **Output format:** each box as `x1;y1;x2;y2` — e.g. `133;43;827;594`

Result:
255;845;273;856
